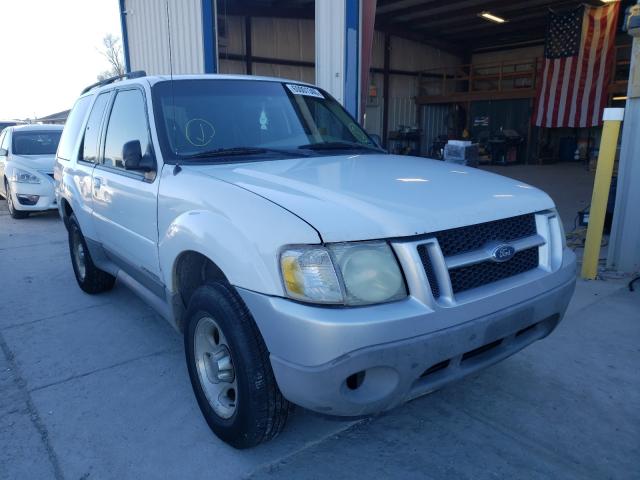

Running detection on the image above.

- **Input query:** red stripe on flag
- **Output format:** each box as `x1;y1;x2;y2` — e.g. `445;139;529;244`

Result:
551;59;567;128
545;59;561;127
534;59;551;127
543;59;557;127
574;10;595;127
562;57;577;127
586;7;608;127
592;3;620;126
567;13;589;128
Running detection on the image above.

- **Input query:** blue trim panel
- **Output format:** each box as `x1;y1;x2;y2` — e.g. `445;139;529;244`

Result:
344;0;360;118
202;0;218;73
119;0;131;73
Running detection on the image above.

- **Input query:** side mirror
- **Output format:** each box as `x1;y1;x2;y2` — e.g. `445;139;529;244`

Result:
122;140;153;172
369;133;382;148
0;148;7;157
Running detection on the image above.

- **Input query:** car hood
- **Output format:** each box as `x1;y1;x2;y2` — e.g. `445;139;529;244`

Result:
193;154;555;242
10;154;56;172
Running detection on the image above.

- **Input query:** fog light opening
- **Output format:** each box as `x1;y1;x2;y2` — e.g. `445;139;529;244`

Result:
16;194;39;206
345;371;366;390
516;322;539;338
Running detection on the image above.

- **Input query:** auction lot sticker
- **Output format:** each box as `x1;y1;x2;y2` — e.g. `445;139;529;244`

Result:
286;84;324;98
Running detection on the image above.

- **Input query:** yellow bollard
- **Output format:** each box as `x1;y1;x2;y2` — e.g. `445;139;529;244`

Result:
581;108;624;280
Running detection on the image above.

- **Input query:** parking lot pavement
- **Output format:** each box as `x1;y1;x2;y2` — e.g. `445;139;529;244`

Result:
1;200;639;480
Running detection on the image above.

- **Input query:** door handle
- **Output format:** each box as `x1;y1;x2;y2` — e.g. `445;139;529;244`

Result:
93;177;102;192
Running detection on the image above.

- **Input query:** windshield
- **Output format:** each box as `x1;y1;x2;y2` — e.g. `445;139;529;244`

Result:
151;79;380;162
12;131;62;155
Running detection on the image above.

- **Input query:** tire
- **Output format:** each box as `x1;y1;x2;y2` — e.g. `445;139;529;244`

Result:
5;180;29;219
67;213;115;294
184;282;290;449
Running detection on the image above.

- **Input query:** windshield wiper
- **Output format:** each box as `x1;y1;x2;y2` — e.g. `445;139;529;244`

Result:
179;147;304;160
298;141;384;153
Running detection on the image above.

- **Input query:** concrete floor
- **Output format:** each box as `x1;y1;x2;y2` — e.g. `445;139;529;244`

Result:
1;166;638;479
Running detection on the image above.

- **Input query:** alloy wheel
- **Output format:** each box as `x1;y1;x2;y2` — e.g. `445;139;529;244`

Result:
72;231;87;281
6;182;15;214
194;316;238;419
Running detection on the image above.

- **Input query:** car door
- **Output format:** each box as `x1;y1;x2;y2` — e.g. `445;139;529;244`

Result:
91;86;162;290
71;92;112;238
0;129;11;193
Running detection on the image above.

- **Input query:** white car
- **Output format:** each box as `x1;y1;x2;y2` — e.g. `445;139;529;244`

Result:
0;124;63;218
56;73;576;448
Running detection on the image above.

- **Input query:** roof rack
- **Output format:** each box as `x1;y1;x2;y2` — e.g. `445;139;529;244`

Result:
81;70;147;95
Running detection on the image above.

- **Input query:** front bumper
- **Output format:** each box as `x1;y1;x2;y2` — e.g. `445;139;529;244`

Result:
238;249;576;416
8;179;57;211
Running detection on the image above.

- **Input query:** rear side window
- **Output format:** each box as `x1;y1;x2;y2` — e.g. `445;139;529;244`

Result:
12;131;62;155
81;92;111;163
57;95;92;161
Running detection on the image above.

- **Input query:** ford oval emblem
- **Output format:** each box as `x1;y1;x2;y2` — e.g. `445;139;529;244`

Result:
491;244;516;263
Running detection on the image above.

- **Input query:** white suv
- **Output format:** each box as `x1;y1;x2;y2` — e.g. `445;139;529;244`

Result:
55;73;576;448
0;124;63;218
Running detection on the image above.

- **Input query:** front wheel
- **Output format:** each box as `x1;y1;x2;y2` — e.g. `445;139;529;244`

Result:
184;282;290;449
5;180;29;219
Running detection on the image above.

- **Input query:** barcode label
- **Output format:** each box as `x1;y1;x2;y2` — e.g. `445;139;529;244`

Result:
286;84;324;98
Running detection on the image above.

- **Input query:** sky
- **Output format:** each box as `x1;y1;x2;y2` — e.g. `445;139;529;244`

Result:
0;0;121;120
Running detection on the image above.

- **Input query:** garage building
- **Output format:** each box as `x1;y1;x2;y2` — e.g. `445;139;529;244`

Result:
117;0;640;273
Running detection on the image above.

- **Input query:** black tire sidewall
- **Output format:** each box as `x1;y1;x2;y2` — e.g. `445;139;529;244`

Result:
5;181;28;219
67;213;114;293
184;283;278;448
68;214;88;287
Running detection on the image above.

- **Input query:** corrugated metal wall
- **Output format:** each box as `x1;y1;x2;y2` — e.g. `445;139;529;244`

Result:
218;15;314;83
125;0;204;75
368;31;462;134
215;16;461;134
421;104;451;156
122;4;463;138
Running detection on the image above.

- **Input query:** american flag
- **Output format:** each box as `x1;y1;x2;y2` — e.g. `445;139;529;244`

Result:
533;2;620;128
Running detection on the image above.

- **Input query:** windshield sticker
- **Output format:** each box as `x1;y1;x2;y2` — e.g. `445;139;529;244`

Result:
185;118;216;147
259;107;269;131
286;84;324;98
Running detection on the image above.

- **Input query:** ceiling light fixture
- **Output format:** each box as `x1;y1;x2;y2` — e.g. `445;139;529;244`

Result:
479;11;507;24
612;96;628;101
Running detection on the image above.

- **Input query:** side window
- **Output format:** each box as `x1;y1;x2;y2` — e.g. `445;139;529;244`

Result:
57;95;92;161
81;92;111;163
0;131;6;152
1;130;10;151
103;89;152;170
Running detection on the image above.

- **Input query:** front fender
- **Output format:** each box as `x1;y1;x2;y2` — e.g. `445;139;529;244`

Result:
157;166;321;296
159;209;281;294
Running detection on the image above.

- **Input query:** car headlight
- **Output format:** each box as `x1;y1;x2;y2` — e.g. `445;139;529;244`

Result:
280;242;407;306
280;247;343;304
11;168;41;184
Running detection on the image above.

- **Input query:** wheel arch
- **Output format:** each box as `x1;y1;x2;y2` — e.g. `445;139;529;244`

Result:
172;250;230;331
59;197;74;229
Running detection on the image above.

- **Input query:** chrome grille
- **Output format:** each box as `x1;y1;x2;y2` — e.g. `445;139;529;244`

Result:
418;214;541;298
417;246;441;299
432;214;536;257
448;247;539;294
